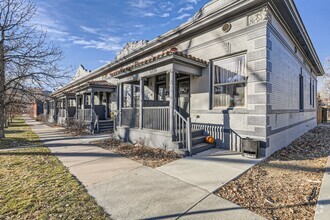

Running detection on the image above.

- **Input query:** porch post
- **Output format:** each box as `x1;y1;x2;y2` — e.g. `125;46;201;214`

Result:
139;78;144;129
119;83;123;126
169;70;176;134
66;97;69;120
105;92;109;119
82;94;85;120
91;90;95;121
75;95;78;120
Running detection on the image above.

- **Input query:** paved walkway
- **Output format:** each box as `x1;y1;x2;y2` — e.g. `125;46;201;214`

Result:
23;116;264;220
315;124;330;220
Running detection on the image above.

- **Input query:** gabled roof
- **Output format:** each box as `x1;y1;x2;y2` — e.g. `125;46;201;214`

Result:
72;65;91;82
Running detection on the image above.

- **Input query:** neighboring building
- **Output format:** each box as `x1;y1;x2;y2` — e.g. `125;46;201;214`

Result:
50;0;324;157
29;89;51;118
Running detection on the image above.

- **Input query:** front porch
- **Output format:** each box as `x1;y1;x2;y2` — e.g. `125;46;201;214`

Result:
49;81;116;133
114;51;210;154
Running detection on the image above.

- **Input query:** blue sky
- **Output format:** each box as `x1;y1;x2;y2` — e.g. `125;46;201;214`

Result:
33;0;329;83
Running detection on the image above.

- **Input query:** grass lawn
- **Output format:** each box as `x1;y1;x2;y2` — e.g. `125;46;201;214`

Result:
0;117;110;219
0;118;40;149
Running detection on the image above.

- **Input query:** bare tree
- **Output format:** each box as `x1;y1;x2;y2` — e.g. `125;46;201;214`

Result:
0;0;68;138
319;58;330;105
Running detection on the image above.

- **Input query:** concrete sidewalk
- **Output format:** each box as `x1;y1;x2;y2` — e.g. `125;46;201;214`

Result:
314;125;330;220
23;116;264;220
158;149;261;193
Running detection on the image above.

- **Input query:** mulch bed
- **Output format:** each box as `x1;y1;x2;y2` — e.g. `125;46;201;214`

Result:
215;126;330;220
94;137;182;168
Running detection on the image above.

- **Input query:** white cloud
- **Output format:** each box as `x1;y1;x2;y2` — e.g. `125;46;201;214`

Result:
134;24;145;28
179;5;194;13
160;13;170;18
174;13;191;20
159;1;175;12
99;60;112;64
143;12;156;17
68;32;123;52
80;26;99;35
129;0;155;9
183;0;199;4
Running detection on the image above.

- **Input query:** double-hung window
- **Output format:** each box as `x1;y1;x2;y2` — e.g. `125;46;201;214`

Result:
213;55;246;108
299;73;304;111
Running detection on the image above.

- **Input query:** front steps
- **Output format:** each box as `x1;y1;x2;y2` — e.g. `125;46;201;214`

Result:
97;120;114;133
190;129;215;155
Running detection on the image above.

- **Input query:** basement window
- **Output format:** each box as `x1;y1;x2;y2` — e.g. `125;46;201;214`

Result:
213;54;246;108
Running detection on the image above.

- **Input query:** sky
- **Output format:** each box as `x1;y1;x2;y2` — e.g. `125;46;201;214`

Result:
33;0;329;86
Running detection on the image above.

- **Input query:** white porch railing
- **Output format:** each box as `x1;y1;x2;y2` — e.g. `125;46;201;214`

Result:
174;109;192;155
58;109;66;118
75;109;92;121
142;107;170;131
49;109;55;117
74;109;99;134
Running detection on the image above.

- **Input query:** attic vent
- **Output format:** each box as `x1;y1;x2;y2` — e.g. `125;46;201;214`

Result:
222;23;232;33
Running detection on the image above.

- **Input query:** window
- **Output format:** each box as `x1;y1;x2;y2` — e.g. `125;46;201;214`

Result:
85;95;90;106
157;84;167;101
213;55;246;108
310;78;312;106
156;75;167;101
133;85;140;108
299;73;304;111
312;80;315;108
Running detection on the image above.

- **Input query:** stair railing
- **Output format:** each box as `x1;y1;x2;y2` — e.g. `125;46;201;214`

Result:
174;109;192;156
92;110;99;134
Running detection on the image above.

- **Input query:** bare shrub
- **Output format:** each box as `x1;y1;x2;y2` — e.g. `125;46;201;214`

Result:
36;114;47;122
95;136;182;168
65;119;88;136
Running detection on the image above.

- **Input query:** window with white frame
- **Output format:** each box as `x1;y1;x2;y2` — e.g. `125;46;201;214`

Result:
213;54;246;108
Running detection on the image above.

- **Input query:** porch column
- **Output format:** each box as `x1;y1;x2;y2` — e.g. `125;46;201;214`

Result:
82;94;85;109
139;78;144;129
82;94;85;120
66;97;69;119
105;92;109;119
75;95;78;120
130;84;134;108
119;83;123;126
169;70;176;134
91;90;95;121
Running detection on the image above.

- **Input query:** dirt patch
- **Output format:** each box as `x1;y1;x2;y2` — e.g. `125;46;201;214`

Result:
94;137;182;168
215;126;330;220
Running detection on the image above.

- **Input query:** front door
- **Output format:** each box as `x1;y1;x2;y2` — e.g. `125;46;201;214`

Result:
177;80;190;119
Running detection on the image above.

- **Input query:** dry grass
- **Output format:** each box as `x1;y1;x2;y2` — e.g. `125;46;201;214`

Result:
216;126;330;220
0;117;40;149
95;137;182;168
0;117;110;219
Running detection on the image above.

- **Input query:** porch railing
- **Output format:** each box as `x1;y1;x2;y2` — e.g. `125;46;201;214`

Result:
192;123;242;152
75;109;92;121
174;109;192;155
74;109;99;134
122;108;139;128
58;109;66;118
143;107;170;131
49;109;54;117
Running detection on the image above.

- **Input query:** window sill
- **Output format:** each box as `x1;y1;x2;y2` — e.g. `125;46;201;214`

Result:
210;107;249;114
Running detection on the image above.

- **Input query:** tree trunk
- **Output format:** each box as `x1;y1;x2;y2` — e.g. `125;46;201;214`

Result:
0;30;5;139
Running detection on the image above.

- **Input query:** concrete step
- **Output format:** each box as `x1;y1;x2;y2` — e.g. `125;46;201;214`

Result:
191;143;215;155
192;135;207;145
192;129;204;137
